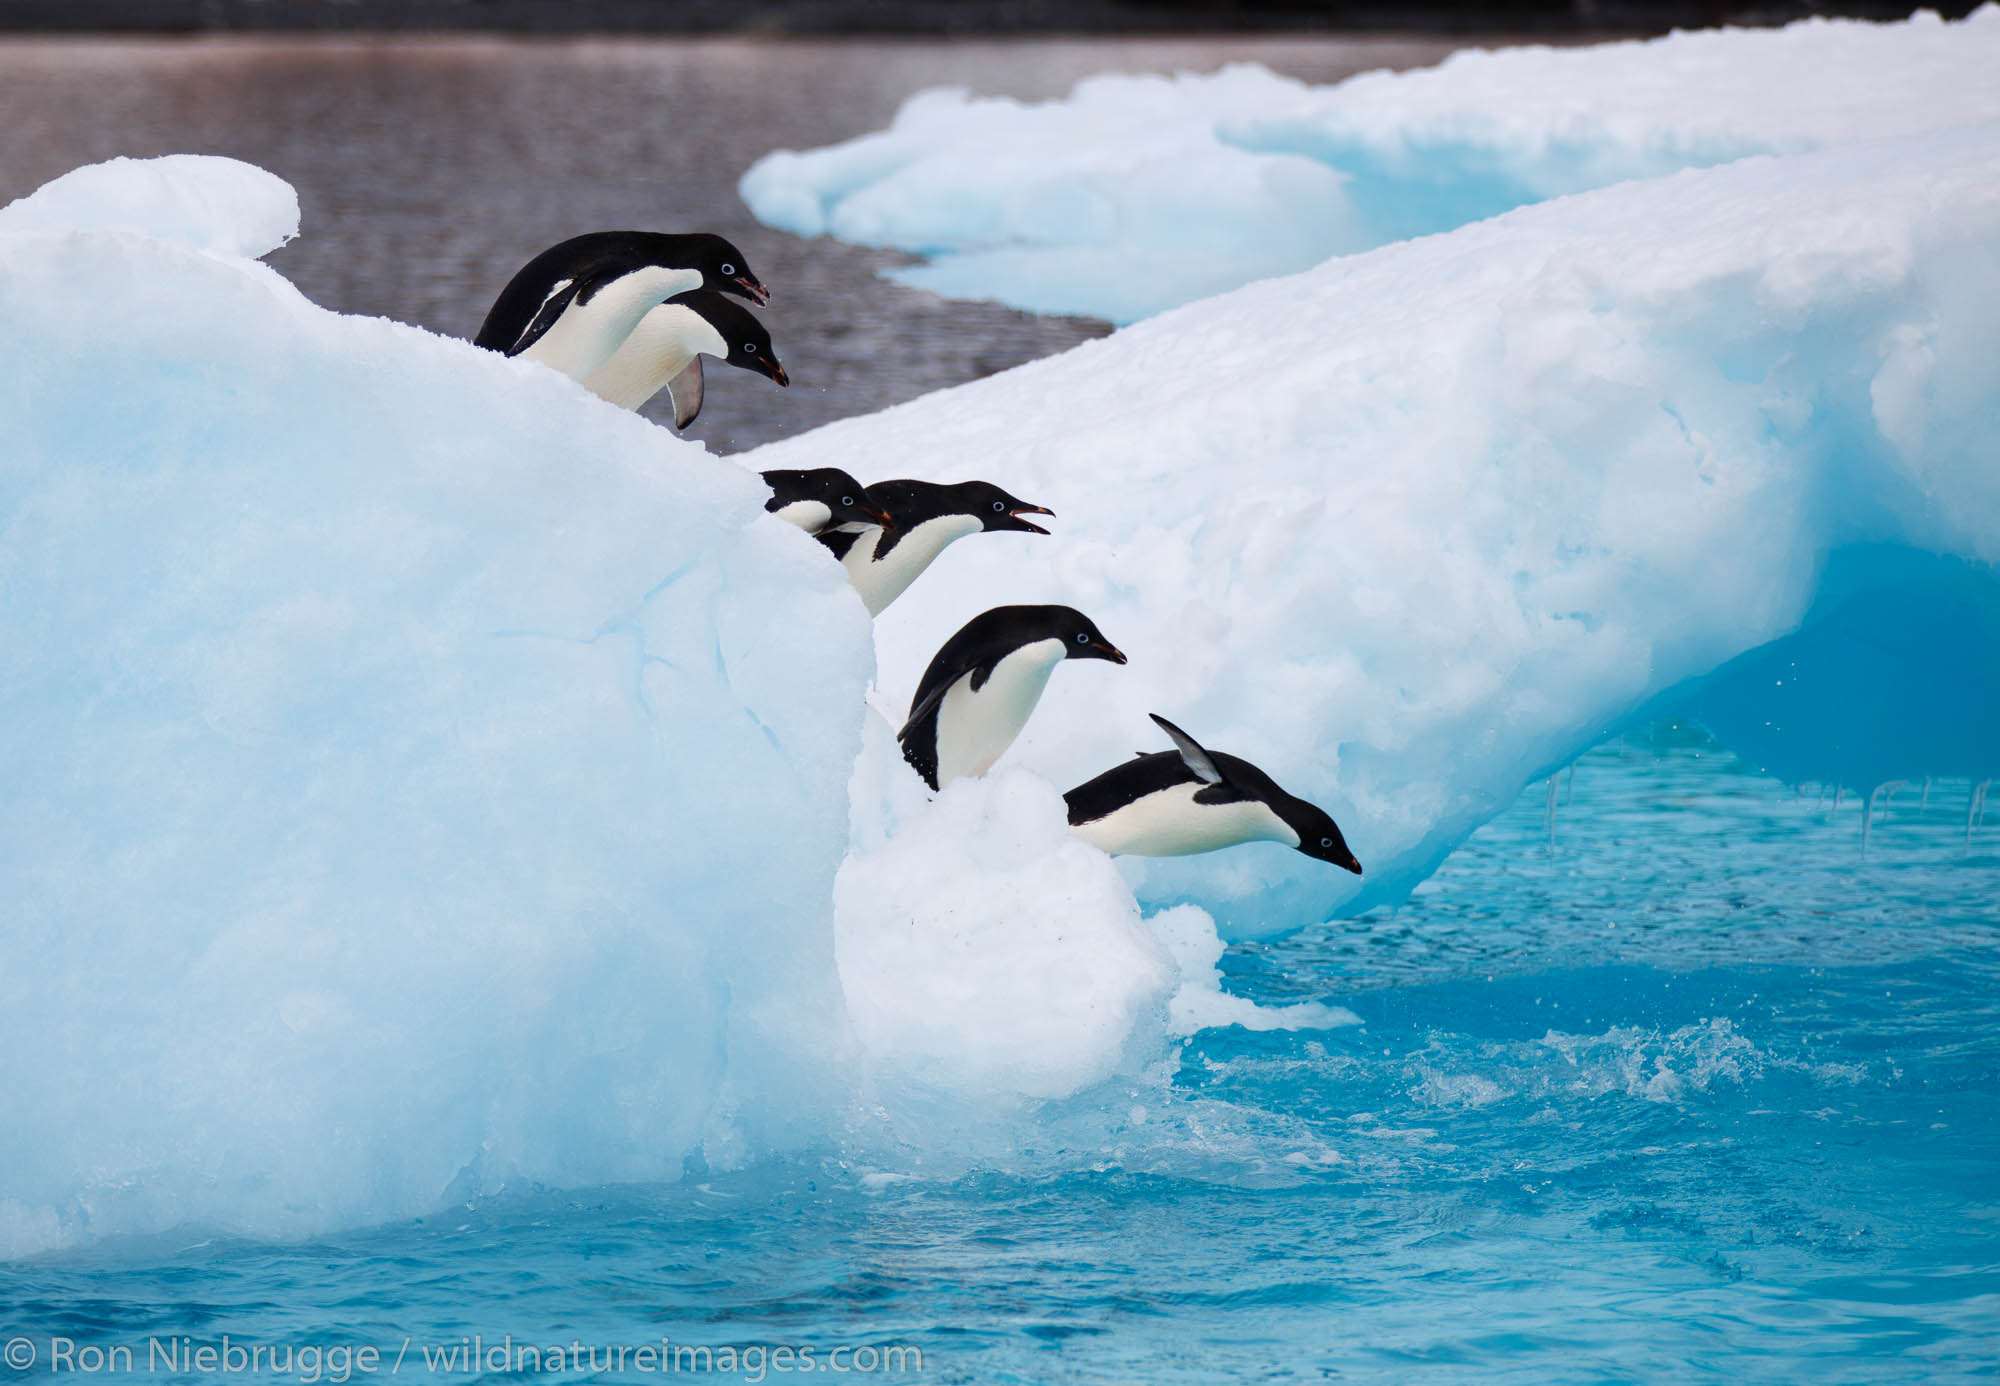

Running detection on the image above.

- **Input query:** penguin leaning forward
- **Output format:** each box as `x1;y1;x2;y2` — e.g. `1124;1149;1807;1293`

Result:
819;479;1054;617
898;604;1126;791
582;290;789;428
1065;714;1362;873
474;231;768;382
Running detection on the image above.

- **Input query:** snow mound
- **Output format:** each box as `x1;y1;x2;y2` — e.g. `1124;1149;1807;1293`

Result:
0;158;873;1255
740;8;2000;321
836;749;1176;1103
0;154;299;257
747;120;2000;937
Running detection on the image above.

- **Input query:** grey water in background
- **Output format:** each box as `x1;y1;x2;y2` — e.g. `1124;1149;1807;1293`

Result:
0;33;1467;452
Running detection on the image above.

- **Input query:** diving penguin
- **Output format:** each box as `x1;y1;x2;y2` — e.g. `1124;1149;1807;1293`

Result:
762;468;894;536
1064;714;1362;873
582;290;789;428
818;479;1054;616
898;604;1126;791
474;231;769;383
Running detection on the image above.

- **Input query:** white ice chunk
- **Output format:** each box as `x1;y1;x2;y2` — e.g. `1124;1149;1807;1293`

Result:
0;154;299;258
0;159;873;1256
835;755;1176;1103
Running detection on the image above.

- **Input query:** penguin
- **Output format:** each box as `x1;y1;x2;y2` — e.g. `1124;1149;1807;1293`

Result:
761;468;893;536
1064;714;1362;873
817;479;1055;617
898;604;1126;791
582;290;789;427
474;231;769;383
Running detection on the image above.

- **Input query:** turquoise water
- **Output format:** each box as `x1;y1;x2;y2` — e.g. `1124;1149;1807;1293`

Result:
7;731;1997;1383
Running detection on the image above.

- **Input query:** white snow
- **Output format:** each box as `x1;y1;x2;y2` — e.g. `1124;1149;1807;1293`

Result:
0;153;298;257
741;8;2000;321
836;751;1177;1102
748;119;2000;937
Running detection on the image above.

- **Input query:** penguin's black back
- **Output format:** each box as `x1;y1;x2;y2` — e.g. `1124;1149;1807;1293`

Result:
476;231;708;356
858;480;956;560
1064;750;1265;826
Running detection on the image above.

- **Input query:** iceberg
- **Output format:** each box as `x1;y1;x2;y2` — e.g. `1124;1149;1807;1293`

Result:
739;8;2000;322
9;109;2000;1255
746;120;2000;936
0;156;876;1254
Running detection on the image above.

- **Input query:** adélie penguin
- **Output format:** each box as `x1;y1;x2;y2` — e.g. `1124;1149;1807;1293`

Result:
898;604;1127;791
818;479;1055;616
1065;714;1362;873
761;468;894;536
474;231;769;383
582;290;789;428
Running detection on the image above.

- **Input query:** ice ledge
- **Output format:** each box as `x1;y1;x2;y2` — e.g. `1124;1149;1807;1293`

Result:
0;154;299;258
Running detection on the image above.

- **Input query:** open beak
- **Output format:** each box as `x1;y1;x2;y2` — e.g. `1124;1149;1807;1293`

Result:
761;356;790;388
1002;503;1055;536
1094;641;1128;665
733;273;771;306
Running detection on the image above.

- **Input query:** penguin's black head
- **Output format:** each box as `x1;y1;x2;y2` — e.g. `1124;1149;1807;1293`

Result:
761;467;894;532
1284;798;1363;875
1041;605;1125;665
860;479;1054;536
674;291;788;387
954;480;1056;535
682;233;769;306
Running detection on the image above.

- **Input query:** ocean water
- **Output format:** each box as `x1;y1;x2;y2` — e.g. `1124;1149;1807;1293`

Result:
7;732;1994;1383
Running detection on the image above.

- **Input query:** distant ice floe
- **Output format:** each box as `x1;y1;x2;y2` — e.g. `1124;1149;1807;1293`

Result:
741;7;2000;321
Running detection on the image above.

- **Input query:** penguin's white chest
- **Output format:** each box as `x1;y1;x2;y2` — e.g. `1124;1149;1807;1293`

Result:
771;500;833;533
582;304;726;410
845;515;981;616
934;638;1068;785
519;265;702;381
1072;784;1300;858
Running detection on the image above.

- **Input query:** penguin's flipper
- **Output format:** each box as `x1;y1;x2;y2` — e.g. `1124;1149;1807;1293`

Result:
1150;713;1224;786
666;358;705;430
897;678;954;745
508;275;588;356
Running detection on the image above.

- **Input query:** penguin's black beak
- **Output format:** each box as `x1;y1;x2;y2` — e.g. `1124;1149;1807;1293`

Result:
1091;641;1128;665
1339;853;1363;876
731;273;771;306
997;503;1055;536
759;356;790;388
865;501;896;531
